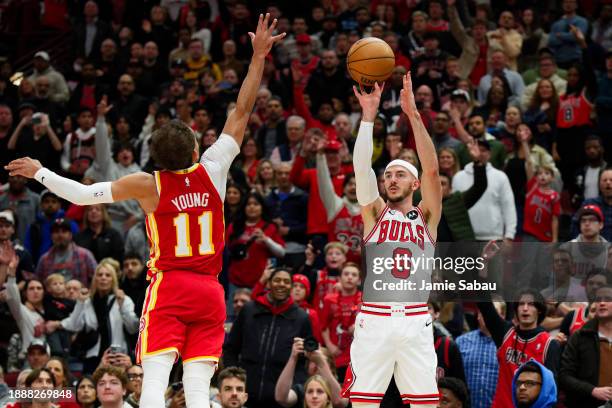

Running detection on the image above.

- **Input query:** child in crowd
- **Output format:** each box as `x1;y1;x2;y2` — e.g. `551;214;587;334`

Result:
43;273;75;357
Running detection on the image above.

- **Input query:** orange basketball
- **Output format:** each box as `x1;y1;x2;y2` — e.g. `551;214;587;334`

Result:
347;37;395;86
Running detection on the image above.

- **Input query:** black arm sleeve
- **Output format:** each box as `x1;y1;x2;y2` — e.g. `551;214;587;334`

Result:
544;338;561;377
476;302;512;347
559;311;574;337
462;162;488;209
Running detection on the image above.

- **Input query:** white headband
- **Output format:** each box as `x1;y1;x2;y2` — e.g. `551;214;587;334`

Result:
385;159;419;179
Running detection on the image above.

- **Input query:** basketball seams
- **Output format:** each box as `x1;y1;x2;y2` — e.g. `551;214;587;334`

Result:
347;38;395;85
348;56;396;64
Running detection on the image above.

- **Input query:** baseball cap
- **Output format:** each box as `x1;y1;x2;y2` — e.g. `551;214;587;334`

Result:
451;89;471;102
296;34;312;45
34;51;50;62
0;210;14;225
578;204;604;223
28;339;50;355
325;139;342;152
51;218;72;232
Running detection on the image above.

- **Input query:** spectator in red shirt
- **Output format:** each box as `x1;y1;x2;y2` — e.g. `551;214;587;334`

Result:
227;192;285;308
426;0;449;32
290;131;348;241
320;262;362;381
292;274;323;344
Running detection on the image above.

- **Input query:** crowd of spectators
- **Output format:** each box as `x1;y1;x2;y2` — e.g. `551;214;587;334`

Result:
0;0;612;407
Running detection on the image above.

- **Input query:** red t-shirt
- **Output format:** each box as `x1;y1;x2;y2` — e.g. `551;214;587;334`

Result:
523;178;560;242
320;290;362;368
227;220;285;287
470;43;488;86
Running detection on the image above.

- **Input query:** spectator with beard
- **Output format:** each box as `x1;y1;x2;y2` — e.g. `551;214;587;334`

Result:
305;50;351;114
216;367;249;408
25;190;79;264
569;136;606;210
512;361;557;408
454;113;506;170
36;218;97;286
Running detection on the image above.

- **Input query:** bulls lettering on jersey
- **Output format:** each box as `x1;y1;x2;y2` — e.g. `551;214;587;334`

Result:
146;163;225;277
492;329;553;408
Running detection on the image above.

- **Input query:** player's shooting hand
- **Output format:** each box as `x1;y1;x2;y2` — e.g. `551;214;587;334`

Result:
250;13;286;58
400;73;420;120
5;157;43;179
291;337;305;359
352;82;384;123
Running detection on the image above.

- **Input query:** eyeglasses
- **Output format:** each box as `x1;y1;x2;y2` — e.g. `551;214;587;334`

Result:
516;380;541;388
127;374;144;380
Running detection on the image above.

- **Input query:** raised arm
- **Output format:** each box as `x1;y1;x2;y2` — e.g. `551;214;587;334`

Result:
316;145;344;222
5;158;159;213
400;73;442;235
352;83;385;235
222;13;285;146
94;97;114;178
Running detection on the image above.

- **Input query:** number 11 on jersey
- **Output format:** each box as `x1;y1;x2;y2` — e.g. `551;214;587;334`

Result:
173;211;215;257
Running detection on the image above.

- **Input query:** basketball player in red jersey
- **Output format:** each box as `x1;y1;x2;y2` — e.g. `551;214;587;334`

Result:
344;73;442;408
6;14;285;408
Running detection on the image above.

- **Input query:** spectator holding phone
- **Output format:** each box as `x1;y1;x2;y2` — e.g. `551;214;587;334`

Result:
7;112;62;172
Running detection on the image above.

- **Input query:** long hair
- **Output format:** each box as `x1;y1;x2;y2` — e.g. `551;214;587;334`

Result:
90;259;120;298
75;375;98;406
46;356;74;388
303;375;333;408
255;159;277;191
438;147;460;176
83;204;112;231
529;78;559;123
229;191;273;242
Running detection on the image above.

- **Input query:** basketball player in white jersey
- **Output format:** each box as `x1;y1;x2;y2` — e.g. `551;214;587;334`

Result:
340;73;442;407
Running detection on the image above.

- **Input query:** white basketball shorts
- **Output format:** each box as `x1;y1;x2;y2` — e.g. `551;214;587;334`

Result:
341;303;440;406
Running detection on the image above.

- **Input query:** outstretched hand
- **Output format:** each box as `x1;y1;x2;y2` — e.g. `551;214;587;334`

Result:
352;82;384;122
400;72;419;119
250;13;286;58
5;157;43;179
97;95;113;117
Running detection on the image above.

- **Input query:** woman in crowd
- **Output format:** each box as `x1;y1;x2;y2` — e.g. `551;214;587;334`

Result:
45;356;75;388
2;244;47;355
76;375;98;408
75;204;124;263
224;182;245;226
237;136;260;185
524;78;559;152
438;147;460;178
226;192;285;315
518;8;548;71
253;159;276;196
45;259;139;373
475;83;510;129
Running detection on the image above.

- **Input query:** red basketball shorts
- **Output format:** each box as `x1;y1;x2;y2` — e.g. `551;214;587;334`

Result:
136;270;226;364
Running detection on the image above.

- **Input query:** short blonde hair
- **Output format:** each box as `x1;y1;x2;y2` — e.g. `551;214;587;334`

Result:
44;273;65;289
324;241;348;255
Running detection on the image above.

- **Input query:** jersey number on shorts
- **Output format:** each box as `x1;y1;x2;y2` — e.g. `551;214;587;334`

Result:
391;247;412;279
173;212;215;257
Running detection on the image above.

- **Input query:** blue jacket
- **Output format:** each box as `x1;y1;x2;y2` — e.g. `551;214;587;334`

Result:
512;360;557;408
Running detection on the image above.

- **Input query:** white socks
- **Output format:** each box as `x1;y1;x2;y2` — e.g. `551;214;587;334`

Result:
183;360;216;408
140;352;175;408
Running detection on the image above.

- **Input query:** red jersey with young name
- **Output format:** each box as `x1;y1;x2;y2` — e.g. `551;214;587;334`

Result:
320;290;362;368
523;178;560;242
146;163;225;277
492;329;553;408
329;207;364;263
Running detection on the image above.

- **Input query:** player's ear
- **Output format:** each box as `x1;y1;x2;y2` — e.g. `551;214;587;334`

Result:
413;179;421;191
